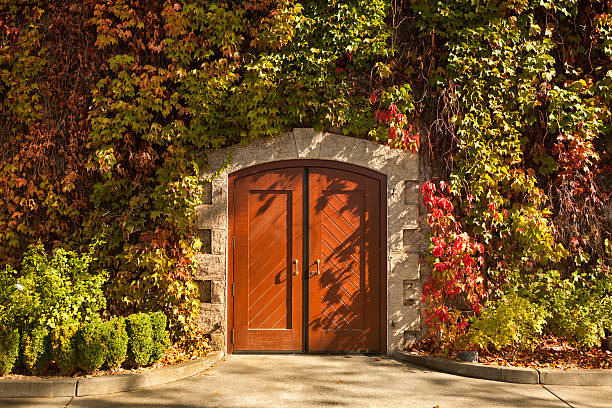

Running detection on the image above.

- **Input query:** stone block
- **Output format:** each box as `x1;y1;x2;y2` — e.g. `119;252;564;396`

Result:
403;331;419;347
388;304;421;350
388;277;421;339
208;331;225;350
211;228;227;255
319;133;367;165
293;128;323;159
389;204;419;232
389;304;420;333
194;278;225;304
389;329;405;351
262;132;298;162
402;280;420;306
211;279;225;304
456;350;478;363
196;204;227;230
404;181;421;205
205;148;233;175
364;142;419;185
403;229;424;253
225;133;297;173
389;252;420;280
388;228;404;252
197;303;225;333
212;175;228;202
387;181;403;205
194;254;225;279
419;257;431;280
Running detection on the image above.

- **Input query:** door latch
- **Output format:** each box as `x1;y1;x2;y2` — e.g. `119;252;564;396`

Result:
293;259;299;276
309;259;320;277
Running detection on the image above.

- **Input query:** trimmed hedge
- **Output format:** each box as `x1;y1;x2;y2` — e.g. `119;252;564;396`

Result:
51;324;79;375
149;311;170;365
76;320;106;372
0;312;171;375
22;326;51;375
126;313;153;367
0;325;19;375
103;317;128;369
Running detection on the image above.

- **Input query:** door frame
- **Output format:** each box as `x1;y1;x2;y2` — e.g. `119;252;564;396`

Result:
227;159;387;354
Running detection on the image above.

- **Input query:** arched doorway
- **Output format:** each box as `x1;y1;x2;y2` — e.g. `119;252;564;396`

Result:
196;129;422;354
227;160;387;353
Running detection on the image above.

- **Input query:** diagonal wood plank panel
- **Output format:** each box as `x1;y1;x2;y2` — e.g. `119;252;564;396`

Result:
248;191;291;329
320;191;364;331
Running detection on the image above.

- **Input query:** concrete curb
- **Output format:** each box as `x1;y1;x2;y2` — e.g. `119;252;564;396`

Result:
0;351;224;398
393;350;538;384
393;350;612;386
0;378;77;398
539;368;612;386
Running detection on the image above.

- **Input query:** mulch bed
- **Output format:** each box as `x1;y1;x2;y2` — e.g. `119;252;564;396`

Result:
405;336;612;370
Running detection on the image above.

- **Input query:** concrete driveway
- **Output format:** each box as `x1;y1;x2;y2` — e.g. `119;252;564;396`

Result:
1;354;610;407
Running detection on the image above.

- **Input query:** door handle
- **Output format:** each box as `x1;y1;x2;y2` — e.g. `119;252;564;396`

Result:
309;259;320;277
293;259;299;276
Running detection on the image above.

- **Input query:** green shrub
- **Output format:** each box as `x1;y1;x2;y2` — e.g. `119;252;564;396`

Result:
103;317;128;369
149;311;170;364
51;324;79;375
0;244;107;333
466;294;549;351
0;325;20;375
22;326;51;375
76;320;106;372
126;313;153;367
545;279;612;348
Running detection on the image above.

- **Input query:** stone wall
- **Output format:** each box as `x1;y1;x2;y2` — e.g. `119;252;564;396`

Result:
195;128;423;353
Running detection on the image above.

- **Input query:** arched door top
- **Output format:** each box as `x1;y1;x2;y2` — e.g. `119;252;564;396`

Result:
230;159;387;184
204;129;417;186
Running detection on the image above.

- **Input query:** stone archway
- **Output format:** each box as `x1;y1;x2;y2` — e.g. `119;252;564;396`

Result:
194;128;422;354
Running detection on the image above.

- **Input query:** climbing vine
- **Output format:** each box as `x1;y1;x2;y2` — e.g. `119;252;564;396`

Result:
0;0;610;350
0;1;407;346
403;0;611;349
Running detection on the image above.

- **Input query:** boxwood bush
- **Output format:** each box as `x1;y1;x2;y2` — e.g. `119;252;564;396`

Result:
76;320;106;372
51;324;79;375
1;311;173;375
0;325;19;375
103;317;128;369
22;326;51;375
149;311;170;364
126;313;153;367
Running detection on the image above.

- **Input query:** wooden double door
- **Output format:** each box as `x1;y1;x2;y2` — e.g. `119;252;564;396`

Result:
228;161;386;353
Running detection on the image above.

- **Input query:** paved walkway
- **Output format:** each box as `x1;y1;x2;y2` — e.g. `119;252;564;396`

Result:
1;355;611;407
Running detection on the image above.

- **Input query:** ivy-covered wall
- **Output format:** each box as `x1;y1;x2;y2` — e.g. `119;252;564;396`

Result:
1;0;610;350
